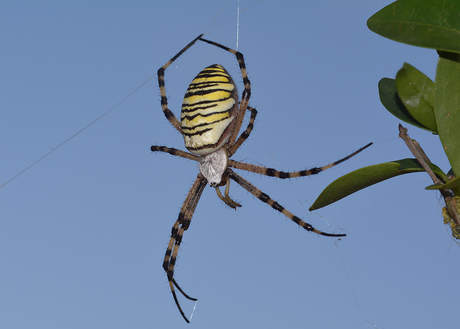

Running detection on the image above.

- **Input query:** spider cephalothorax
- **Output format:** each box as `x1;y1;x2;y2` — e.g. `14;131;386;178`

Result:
151;34;371;322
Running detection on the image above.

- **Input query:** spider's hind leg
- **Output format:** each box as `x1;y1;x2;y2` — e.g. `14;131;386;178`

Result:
228;106;257;157
157;34;204;134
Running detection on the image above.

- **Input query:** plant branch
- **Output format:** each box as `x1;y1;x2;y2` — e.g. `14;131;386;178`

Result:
398;124;460;228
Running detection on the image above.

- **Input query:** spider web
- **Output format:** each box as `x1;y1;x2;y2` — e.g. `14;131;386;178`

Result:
0;1;259;189
3;2;435;328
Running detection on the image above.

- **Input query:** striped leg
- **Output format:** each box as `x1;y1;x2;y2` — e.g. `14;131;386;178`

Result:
227;169;345;237
150;145;199;162
163;173;207;323
158;34;204;134
219;106;256;208
199;37;252;147
228;106;257;157
228;142;372;178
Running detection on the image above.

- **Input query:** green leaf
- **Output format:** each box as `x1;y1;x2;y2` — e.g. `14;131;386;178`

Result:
367;0;460;53
378;78;430;130
426;175;460;194
310;159;446;210
397;158;446;181
395;63;437;132
434;52;460;177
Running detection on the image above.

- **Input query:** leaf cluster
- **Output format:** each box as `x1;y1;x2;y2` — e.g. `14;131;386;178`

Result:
311;0;460;239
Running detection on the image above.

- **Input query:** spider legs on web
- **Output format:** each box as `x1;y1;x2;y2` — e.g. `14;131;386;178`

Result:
154;32;372;322
227;168;346;237
162;173;207;323
228;142;373;179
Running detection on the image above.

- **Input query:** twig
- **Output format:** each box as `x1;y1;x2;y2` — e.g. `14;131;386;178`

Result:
398;124;460;228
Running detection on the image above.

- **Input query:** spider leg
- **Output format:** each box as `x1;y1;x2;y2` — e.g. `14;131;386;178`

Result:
228;106;257;157
151;145;199;162
199;37;251;147
228;142;372;178
215;176;241;209
158;34;204;134
227;169;345;237
163;173;207;323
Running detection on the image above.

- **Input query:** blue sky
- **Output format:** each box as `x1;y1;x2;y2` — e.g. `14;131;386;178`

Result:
1;1;458;328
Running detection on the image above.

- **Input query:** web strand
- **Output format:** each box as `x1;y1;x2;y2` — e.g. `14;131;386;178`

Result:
1;75;155;188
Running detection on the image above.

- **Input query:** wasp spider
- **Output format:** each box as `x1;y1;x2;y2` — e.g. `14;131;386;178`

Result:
151;34;371;323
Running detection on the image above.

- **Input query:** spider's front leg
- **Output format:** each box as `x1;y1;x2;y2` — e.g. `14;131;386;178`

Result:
227;169;346;237
163;173;207;323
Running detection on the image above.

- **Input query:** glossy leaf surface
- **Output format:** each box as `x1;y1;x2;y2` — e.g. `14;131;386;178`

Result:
426;176;460;196
434;52;460;177
310;159;446;210
367;0;460;53
378;78;430;130
395;63;437;132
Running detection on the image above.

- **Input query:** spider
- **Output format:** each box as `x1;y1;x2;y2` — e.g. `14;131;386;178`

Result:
151;34;371;323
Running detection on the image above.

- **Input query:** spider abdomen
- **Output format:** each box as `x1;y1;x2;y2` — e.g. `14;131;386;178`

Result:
181;64;239;155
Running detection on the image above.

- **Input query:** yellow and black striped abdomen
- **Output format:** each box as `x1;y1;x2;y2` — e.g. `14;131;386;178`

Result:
181;64;238;155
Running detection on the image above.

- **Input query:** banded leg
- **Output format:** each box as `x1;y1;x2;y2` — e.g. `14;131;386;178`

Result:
150;145;199;162
163;173;207;323
228;142;372;178
158;34;204;134
227;169;345;237
199;37;252;147
228;106;258;157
